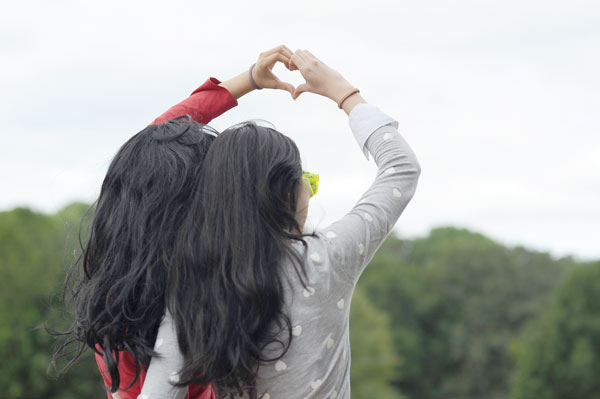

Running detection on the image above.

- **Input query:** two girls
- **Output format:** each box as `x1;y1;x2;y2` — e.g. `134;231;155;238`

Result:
140;49;421;398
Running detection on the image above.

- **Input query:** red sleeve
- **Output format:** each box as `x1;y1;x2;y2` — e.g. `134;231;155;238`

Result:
95;345;214;399
94;346;146;399
150;77;238;125
94;348;114;399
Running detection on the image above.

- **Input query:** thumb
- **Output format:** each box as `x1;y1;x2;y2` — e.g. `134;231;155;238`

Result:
292;83;310;100
276;81;295;96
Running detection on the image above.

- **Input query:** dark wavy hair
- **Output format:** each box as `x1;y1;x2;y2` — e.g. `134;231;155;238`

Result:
167;122;314;397
48;116;218;394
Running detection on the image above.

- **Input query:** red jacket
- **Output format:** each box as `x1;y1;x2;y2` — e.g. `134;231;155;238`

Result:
94;76;238;399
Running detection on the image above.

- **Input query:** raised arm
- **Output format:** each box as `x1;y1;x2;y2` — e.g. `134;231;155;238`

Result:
326;106;420;283
151;45;297;126
289;49;421;284
150;77;238;125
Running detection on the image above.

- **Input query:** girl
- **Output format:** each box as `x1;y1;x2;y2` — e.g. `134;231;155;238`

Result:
50;45;298;399
140;49;421;398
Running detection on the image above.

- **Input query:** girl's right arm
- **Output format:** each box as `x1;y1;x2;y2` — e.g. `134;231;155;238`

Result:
289;50;422;284
324;105;421;284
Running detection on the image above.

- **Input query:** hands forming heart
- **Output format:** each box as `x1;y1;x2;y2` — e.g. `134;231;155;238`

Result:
251;45;296;96
252;45;355;103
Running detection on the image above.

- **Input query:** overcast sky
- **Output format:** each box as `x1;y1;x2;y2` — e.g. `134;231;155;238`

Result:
1;0;598;261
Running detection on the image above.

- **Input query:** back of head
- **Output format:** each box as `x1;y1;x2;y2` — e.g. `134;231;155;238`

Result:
169;121;312;396
53;116;217;393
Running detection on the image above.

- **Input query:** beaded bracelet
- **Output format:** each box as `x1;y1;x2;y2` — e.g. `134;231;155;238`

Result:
337;88;360;109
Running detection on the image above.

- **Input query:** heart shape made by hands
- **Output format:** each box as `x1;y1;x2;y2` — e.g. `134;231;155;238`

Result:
271;61;306;93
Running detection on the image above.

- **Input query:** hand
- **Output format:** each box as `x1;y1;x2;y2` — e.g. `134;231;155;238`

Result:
288;49;354;102
251;45;296;97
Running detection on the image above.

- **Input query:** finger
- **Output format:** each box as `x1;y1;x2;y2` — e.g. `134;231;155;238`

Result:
289;51;308;70
304;50;322;63
292;83;310;100
289;55;300;71
288;58;298;71
262;53;291;70
261;45;293;59
296;49;311;62
280;45;294;58
274;80;295;95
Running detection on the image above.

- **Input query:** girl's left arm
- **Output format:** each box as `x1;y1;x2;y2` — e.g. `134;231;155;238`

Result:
151;45;296;126
150;76;240;126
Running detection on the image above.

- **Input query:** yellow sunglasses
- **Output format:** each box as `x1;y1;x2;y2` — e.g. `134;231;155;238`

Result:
302;171;319;198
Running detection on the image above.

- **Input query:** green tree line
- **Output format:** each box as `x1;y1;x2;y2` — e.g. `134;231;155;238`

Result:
0;204;598;398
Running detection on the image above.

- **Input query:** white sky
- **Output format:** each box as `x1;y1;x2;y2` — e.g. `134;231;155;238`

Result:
1;0;599;261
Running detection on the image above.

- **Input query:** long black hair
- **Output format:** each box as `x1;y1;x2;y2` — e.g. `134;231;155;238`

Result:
168;122;314;397
49;116;218;393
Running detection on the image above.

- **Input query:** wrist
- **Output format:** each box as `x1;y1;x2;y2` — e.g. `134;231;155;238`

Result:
327;81;355;103
341;92;367;116
337;88;360;109
248;63;262;90
218;71;254;100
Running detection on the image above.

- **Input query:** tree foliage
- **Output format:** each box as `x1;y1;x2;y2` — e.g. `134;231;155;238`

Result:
349;286;403;399
0;205;597;398
357;227;577;398
0;204;103;398
510;260;600;399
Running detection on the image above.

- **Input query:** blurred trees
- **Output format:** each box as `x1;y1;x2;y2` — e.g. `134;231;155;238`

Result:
350;286;404;399
510;260;600;399
356;227;579;398
0;204;103;398
0;205;597;398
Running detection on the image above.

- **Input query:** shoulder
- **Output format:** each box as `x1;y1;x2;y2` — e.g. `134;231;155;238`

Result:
287;232;354;287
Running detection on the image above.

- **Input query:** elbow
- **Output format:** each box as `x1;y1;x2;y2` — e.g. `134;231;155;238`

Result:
402;148;421;180
410;156;422;180
413;159;422;177
406;158;421;197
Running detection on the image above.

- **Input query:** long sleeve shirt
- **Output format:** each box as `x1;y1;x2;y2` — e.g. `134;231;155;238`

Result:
139;103;422;399
94;76;238;399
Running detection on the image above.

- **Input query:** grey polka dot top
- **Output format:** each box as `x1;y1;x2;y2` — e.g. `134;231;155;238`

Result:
138;103;422;399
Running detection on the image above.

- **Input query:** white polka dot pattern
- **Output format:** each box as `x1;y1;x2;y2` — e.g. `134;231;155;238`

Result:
168;371;179;383
275;360;287;371
310;252;321;262
292;325;303;336
337;299;345;310
361;212;373;223
303;286;315;297
326;231;337;238
393;188;402;197
310;379;323;390
327;337;335;349
358;243;365;255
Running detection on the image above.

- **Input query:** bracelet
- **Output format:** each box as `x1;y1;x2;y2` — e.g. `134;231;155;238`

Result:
337;88;360;109
249;63;262;90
